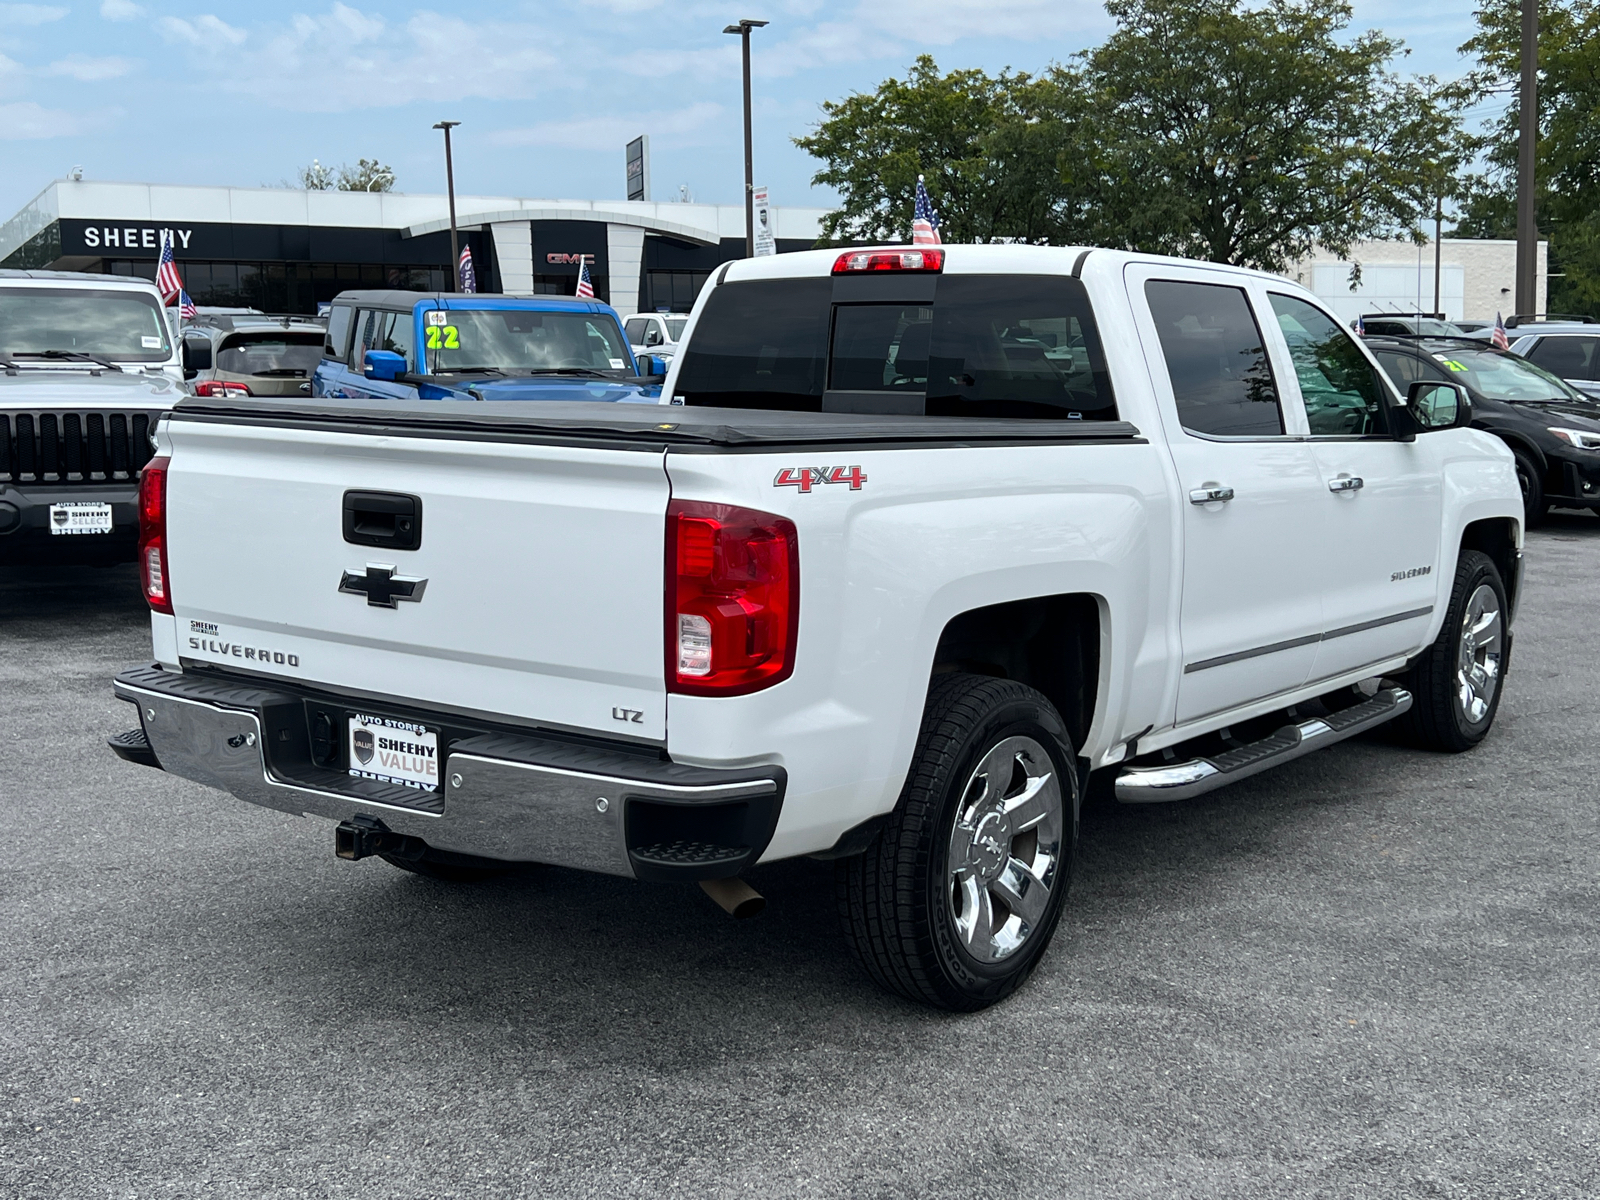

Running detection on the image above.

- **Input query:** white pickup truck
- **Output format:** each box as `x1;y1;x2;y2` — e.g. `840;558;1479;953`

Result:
109;245;1523;1010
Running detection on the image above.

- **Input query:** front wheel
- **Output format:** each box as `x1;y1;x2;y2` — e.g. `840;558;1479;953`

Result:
1511;447;1547;527
835;674;1078;1011
1391;549;1508;752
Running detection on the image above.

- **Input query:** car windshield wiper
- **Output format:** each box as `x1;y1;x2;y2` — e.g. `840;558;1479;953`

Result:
250;368;308;378
436;366;509;376
9;350;124;371
523;368;621;379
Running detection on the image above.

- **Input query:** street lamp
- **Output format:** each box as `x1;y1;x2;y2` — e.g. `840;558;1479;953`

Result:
433;120;462;290
366;170;394;192
722;18;768;259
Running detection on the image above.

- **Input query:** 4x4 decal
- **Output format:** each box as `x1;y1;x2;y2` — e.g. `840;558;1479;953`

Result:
774;466;868;492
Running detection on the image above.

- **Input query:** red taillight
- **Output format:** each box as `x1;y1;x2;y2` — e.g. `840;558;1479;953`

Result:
667;500;798;696
832;247;944;274
139;456;171;614
194;380;251;397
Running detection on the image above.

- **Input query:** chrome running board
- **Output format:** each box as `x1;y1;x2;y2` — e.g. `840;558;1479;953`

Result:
1114;687;1412;804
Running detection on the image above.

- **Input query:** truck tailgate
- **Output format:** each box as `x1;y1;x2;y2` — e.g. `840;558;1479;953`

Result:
163;418;669;741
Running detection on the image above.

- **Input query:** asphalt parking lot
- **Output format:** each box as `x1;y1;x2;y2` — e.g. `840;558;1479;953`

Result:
3;521;1599;1200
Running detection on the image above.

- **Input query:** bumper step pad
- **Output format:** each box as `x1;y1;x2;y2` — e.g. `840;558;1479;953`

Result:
1114;687;1413;804
107;727;160;769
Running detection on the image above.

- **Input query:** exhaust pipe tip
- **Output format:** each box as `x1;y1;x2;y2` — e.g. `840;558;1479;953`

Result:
699;876;765;920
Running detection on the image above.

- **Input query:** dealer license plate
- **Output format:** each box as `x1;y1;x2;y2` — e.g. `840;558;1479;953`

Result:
347;712;440;793
49;502;113;535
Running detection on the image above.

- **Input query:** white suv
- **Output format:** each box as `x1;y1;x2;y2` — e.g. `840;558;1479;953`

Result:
622;312;688;360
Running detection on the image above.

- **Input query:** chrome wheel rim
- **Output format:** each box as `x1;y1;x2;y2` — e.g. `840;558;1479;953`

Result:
945;735;1064;964
1456;583;1503;726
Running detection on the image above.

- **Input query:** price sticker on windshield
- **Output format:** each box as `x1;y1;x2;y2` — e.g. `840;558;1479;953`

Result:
425;310;448;327
424;325;460;350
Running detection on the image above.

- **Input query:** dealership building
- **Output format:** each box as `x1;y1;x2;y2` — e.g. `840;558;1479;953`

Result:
0;179;832;314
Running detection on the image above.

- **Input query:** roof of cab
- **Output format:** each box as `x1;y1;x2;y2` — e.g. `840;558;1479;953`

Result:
0;268;162;288
329;290;616;315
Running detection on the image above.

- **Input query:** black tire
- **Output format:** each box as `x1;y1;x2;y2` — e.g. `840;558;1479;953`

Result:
835;673;1078;1011
378;847;516;882
1390;549;1509;753
1511;447;1547;527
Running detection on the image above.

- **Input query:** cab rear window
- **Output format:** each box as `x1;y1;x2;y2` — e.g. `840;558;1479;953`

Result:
674;274;1117;419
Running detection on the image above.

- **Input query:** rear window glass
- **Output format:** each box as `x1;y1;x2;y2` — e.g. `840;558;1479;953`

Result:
674;274;1116;419
216;333;324;378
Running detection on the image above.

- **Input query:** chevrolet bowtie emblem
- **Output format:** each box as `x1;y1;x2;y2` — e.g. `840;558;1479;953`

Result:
339;564;428;608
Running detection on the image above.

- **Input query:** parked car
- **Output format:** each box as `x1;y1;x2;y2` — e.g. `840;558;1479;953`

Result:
109;245;1521;1010
0;269;181;563
1460;314;1598;342
313;292;663;404
1359;313;1465;337
1507;328;1600;401
1367;333;1600;523
622;312;689;360
182;314;327;399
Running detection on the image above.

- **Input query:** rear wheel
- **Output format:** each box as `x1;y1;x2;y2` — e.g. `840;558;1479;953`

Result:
1511;447;1547;526
835;673;1077;1011
1391;549;1508;752
378;847;516;882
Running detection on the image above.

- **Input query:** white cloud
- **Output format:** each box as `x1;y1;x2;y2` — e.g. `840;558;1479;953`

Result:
45;54;134;81
159;14;247;46
0;99;93;138
0;2;65;24
99;0;144;18
156;5;561;112
490;102;724;150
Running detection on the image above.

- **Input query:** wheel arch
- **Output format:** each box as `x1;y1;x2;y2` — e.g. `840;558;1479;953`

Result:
930;593;1103;755
1460;516;1521;620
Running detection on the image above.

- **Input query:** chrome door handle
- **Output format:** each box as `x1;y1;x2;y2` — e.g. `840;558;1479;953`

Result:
1328;474;1364;493
1188;485;1235;505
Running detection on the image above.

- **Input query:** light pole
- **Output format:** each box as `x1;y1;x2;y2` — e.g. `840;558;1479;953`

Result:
723;18;768;258
1516;0;1538;317
366;170;394;192
433;120;462;290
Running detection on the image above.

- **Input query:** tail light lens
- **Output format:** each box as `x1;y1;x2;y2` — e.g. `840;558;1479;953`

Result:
194;380;251;397
667;501;798;695
139;456;172;614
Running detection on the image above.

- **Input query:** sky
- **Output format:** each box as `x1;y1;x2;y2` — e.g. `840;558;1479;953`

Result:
0;0;1494;219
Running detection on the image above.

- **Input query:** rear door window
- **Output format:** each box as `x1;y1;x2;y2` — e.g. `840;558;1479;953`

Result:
673;274;1115;418
1144;280;1282;436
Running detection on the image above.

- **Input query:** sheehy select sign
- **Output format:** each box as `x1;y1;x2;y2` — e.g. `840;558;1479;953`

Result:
82;227;194;250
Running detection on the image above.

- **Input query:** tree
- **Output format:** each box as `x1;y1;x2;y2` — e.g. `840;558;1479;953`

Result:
794;57;1079;246
1066;0;1465;271
294;157;396;192
1456;1;1600;314
797;0;1464;271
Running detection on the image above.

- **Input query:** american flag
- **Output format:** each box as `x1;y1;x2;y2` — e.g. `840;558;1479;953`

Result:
178;289;197;319
911;175;941;246
1491;312;1510;350
575;259;595;299
155;231;185;304
1354;314;1365;338
458;245;477;294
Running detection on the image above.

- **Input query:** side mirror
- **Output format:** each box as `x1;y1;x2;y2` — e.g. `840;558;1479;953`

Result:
364;349;406;382
638;355;666;380
183;367;198;381
1407;380;1472;432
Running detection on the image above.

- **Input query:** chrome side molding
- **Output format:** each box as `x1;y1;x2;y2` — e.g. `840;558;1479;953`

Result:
1114;687;1412;804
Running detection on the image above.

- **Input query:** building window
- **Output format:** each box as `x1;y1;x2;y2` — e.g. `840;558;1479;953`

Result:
99;259;448;313
645;270;711;314
533;272;608;303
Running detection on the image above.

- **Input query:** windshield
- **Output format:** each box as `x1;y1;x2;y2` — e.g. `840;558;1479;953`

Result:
423;309;636;375
666;318;688;340
0;286;172;362
1428;348;1586;402
216;332;323;377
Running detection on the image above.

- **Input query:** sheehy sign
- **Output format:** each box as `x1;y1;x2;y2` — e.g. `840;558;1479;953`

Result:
83;226;194;250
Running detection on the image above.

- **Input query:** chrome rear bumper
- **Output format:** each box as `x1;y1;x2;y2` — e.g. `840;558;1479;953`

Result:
112;665;784;880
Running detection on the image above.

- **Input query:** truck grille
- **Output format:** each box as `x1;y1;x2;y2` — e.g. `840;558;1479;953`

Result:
0;411;157;485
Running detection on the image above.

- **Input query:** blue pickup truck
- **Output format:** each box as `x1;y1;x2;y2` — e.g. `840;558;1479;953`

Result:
313;291;662;403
